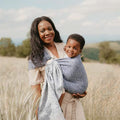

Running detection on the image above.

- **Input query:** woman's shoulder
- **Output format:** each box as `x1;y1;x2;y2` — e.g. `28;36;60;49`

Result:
55;42;65;48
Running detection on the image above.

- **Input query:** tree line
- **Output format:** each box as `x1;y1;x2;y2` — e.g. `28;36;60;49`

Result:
0;37;120;64
0;37;31;57
99;42;120;64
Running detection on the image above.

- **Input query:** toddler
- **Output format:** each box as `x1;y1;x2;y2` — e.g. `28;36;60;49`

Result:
57;33;88;94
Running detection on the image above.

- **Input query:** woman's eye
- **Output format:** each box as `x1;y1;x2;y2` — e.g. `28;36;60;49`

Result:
40;29;45;33
48;27;52;31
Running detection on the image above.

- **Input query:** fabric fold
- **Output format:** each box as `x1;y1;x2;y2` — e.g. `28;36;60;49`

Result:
56;55;88;94
38;60;65;120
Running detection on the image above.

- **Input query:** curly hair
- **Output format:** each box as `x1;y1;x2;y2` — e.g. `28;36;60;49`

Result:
30;16;63;63
67;33;85;50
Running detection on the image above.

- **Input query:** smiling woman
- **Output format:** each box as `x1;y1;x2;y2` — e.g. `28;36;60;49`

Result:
28;16;86;120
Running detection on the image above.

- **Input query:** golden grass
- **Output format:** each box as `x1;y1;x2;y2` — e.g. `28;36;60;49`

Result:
0;56;120;120
82;62;120;120
0;57;37;120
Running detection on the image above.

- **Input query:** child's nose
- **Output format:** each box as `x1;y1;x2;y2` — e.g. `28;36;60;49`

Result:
70;47;73;51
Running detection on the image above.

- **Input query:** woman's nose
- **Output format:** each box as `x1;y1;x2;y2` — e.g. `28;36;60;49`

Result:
45;30;50;35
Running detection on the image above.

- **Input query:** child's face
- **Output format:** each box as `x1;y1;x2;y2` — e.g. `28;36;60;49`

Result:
65;39;81;58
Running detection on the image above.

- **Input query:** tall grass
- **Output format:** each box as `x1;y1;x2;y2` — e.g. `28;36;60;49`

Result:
0;57;120;120
82;62;120;120
0;57;37;120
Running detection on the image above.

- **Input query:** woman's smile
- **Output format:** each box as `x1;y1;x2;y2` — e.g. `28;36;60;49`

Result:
45;35;54;41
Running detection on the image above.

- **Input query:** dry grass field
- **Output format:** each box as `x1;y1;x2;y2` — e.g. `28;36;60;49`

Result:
0;56;120;120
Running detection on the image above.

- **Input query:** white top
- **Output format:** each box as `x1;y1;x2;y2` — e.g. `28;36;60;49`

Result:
28;42;66;85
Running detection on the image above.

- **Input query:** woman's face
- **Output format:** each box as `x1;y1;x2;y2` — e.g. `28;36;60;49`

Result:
38;20;55;44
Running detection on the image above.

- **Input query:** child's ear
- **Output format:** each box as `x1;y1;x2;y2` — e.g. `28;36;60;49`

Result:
79;49;82;53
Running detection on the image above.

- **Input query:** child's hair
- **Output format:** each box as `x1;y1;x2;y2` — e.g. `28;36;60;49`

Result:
67;33;85;50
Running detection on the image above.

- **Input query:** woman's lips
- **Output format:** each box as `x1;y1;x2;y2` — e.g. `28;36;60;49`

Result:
45;36;53;40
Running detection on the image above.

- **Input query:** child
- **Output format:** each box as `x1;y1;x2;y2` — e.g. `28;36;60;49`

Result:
64;33;84;58
57;33;88;94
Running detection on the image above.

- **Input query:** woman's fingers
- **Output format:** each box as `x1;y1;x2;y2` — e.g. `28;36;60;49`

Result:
72;94;78;98
77;91;87;96
72;91;87;98
77;93;85;98
84;91;87;95
77;91;87;98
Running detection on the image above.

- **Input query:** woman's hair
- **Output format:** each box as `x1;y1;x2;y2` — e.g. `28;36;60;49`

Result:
30;16;63;61
67;33;85;50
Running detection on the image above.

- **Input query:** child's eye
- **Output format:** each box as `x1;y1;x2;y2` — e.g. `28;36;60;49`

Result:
74;47;77;50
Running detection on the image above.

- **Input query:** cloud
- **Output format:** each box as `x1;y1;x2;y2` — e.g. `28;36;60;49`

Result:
0;0;120;43
57;0;120;35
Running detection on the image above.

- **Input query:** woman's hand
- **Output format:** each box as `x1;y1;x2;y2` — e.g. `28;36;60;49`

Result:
72;91;87;98
59;93;65;106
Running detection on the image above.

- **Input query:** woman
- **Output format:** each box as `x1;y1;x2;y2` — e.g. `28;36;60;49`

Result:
28;16;86;120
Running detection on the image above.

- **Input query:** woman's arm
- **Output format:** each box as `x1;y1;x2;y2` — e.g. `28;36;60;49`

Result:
59;93;65;106
31;84;41;120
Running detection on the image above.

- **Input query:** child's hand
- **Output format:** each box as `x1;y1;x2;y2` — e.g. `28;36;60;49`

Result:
72;91;87;98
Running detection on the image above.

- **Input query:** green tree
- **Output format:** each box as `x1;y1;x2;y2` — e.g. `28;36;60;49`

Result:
16;38;31;57
83;48;99;61
99;42;118;64
0;37;15;56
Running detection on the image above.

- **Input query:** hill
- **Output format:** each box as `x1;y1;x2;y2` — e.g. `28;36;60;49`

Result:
85;40;120;51
83;41;120;61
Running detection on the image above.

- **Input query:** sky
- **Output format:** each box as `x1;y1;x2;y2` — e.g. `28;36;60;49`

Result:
0;0;120;45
